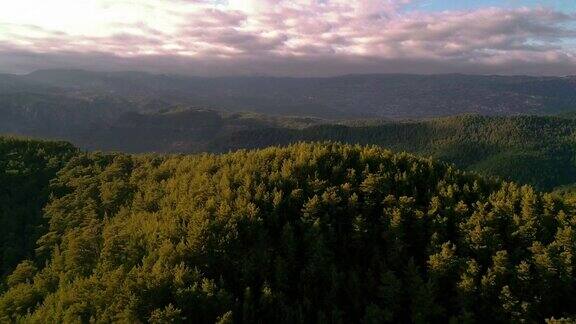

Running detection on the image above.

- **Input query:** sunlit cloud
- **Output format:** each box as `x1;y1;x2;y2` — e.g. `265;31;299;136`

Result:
0;0;575;75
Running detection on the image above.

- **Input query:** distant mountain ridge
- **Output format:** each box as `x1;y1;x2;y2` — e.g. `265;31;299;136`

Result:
2;69;576;119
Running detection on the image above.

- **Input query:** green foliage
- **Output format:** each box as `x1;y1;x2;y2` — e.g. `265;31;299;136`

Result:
218;115;576;190
553;185;576;207
0;137;76;282
0;142;573;322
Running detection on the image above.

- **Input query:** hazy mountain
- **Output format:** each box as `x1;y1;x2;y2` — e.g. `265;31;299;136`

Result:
2;69;576;119
0;92;144;139
76;108;322;152
0;73;54;94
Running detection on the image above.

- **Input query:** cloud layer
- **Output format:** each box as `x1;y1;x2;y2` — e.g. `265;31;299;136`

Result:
0;0;575;75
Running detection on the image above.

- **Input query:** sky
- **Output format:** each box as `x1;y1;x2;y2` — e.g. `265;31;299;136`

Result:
0;0;575;76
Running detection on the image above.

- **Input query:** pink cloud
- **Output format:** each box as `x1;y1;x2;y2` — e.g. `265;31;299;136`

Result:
0;1;575;75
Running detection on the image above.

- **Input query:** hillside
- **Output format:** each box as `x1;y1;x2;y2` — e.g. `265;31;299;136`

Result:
0;141;574;322
214;115;576;191
2;70;576;119
1;107;573;190
76;109;322;152
0;92;143;139
48;113;574;191
0;137;76;277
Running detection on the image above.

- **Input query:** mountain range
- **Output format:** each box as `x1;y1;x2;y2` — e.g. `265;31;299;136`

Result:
2;70;576;191
3;69;576;120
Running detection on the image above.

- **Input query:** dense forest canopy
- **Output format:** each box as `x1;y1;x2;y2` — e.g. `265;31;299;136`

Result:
216;115;576;191
0;138;76;278
0;139;574;323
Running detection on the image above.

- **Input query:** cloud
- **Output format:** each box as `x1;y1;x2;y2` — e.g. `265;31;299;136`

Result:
0;0;575;75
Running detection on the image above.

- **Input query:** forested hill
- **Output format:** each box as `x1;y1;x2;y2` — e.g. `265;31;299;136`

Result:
75;109;322;153
0;140;575;322
2;112;575;191
214;115;576;191
71;113;576;191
